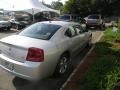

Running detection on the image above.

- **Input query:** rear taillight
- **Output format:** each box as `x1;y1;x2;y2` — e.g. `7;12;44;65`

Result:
26;47;44;62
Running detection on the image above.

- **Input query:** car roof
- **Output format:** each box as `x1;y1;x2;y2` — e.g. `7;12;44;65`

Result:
39;21;78;27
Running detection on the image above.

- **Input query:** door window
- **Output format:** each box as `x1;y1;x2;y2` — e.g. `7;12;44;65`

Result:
74;25;84;34
65;26;77;37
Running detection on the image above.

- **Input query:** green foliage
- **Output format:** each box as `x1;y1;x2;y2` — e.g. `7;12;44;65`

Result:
78;57;120;90
63;0;94;16
63;0;79;14
118;21;120;30
51;0;63;10
78;43;120;90
101;28;120;42
105;67;120;90
63;0;120;16
77;28;120;90
95;42;113;56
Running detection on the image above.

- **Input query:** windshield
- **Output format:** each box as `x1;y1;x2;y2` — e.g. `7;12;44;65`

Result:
19;23;61;40
59;15;70;20
88;15;99;19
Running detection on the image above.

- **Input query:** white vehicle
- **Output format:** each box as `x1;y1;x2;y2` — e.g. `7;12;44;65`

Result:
0;17;11;30
86;14;105;29
0;21;92;81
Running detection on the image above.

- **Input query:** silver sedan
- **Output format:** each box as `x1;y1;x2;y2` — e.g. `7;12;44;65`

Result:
0;21;92;81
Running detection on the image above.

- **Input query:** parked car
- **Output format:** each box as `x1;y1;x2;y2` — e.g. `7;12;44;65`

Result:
54;14;86;24
54;14;78;22
104;19;113;27
0;17;11;30
34;15;51;22
104;18;117;27
0;21;92;81
9;18;28;30
86;14;105;29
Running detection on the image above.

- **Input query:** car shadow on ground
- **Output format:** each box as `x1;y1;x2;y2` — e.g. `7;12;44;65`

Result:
12;46;91;90
12;72;74;90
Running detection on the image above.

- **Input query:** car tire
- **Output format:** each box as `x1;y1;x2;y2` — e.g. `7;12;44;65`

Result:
99;24;104;30
7;27;11;31
86;25;89;29
98;25;101;30
15;24;19;30
54;53;70;76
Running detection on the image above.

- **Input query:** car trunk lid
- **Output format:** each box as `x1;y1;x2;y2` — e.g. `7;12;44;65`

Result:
0;42;27;62
0;35;50;63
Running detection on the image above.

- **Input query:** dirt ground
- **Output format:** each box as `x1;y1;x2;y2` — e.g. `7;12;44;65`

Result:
63;48;97;90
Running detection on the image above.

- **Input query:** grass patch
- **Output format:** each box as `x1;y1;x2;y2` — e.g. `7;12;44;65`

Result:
101;28;120;42
77;28;120;90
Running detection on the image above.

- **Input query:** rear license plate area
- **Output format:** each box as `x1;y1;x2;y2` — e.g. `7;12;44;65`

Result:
1;60;14;71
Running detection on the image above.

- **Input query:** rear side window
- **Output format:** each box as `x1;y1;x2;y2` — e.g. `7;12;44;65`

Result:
19;23;61;40
88;15;99;19
74;25;84;34
65;26;77;37
69;26;77;37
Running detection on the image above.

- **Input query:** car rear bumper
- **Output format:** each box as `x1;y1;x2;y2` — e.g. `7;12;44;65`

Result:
0;54;42;81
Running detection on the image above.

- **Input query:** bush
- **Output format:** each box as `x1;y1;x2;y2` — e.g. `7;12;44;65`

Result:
101;28;120;42
77;28;120;90
78;45;120;90
95;42;112;56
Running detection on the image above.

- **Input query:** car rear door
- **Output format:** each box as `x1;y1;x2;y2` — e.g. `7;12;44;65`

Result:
74;25;88;49
65;26;81;55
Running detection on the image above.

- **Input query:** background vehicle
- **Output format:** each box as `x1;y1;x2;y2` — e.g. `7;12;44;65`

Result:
54;14;86;24
54;14;78;22
0;17;11;31
0;21;92;81
56;14;77;21
9;18;28;30
86;14;105;29
104;18;113;27
104;17;118;27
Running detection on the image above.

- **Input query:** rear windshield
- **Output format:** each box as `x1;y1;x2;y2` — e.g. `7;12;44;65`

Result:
19;23;61;40
88;15;99;19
